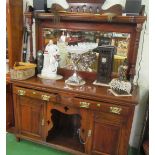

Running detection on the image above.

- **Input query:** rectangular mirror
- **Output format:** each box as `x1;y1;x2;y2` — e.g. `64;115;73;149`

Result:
43;28;130;73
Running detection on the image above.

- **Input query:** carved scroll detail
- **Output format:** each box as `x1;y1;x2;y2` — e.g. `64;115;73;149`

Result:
136;24;143;32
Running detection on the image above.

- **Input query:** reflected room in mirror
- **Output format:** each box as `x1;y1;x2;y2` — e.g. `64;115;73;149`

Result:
42;28;130;75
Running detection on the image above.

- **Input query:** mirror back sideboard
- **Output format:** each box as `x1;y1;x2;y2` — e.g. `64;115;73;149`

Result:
25;9;146;80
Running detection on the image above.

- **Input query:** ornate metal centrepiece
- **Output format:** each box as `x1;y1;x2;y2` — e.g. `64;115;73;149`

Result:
65;42;98;86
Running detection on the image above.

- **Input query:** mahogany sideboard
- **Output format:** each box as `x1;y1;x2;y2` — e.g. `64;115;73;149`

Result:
10;1;146;154
12;76;139;155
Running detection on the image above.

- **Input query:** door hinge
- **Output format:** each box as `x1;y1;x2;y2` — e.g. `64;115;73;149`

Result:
41;118;45;126
88;130;92;137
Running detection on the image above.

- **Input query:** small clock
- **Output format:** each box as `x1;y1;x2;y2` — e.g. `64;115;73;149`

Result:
96;46;116;84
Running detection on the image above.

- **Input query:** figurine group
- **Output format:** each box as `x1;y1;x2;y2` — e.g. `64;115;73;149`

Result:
41;40;60;78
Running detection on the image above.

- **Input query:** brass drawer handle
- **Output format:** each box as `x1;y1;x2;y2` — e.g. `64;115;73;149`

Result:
110;107;122;114
80;102;90;109
18;90;26;96
97;103;101;107
41;95;50;101
32;92;36;94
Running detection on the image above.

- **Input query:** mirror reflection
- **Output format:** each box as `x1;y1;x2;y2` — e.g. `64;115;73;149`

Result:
43;28;130;73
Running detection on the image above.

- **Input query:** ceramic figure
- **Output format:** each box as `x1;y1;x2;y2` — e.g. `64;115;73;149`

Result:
41;40;60;78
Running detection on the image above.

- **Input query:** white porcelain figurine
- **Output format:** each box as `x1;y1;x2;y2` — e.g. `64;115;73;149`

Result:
41;40;62;79
47;0;69;10
101;0;126;10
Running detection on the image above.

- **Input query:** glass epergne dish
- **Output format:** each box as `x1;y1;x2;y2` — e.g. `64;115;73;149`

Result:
65;42;98;86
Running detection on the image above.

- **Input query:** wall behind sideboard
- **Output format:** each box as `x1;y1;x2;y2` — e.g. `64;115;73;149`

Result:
129;0;149;148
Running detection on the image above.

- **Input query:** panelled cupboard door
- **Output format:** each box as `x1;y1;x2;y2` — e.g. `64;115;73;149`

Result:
15;95;46;140
92;122;120;155
92;113;123;155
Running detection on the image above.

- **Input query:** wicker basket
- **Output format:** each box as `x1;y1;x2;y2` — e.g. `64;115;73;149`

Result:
10;62;36;80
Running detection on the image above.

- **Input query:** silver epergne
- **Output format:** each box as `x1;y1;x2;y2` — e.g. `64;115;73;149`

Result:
65;42;98;86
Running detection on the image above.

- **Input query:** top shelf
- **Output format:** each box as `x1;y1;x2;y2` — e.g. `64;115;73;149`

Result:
24;11;146;24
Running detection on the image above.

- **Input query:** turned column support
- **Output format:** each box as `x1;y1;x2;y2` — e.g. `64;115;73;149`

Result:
128;23;143;79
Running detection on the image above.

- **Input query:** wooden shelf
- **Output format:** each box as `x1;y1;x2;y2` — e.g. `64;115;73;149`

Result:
24;12;146;24
47;135;85;152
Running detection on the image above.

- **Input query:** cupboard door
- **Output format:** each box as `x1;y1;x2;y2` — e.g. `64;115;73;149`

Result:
16;95;46;140
92;122;120;155
92;113;122;155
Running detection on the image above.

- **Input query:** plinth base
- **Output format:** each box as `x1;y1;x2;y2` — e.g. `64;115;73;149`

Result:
65;74;85;86
37;74;63;80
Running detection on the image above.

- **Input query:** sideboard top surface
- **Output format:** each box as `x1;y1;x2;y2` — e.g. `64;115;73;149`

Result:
11;76;139;106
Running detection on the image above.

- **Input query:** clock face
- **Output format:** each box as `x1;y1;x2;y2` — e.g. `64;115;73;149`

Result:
102;57;107;63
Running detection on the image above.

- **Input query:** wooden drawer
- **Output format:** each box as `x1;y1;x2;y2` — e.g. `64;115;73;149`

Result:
94;112;126;125
13;86;57;102
72;98;131;116
58;93;74;105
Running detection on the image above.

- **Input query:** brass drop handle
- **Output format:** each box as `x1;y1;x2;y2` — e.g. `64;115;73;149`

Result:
80;102;90;109
18;90;26;96
77;129;92;144
32;92;36;95
110;107;122;114
97;103;101;107
41;95;50;101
